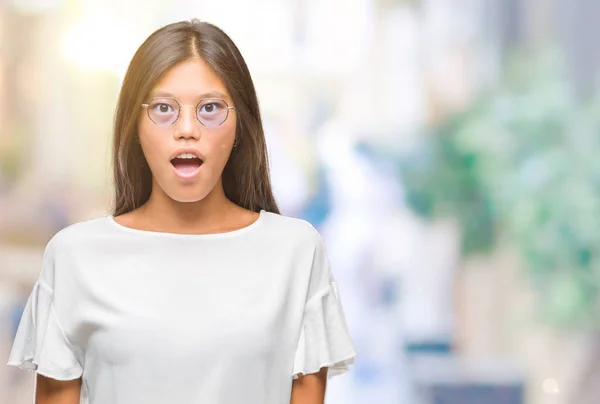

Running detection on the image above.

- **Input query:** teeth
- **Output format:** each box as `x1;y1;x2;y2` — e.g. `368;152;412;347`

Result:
175;153;198;159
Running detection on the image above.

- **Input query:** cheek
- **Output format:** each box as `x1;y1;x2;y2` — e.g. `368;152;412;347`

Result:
208;124;236;157
138;123;166;165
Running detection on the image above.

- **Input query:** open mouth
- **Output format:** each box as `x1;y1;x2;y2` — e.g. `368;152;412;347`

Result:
171;156;203;178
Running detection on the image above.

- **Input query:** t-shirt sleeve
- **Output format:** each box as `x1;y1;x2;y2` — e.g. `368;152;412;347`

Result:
292;226;357;380
7;238;83;380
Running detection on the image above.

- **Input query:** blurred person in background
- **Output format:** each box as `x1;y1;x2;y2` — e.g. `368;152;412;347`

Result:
6;19;356;404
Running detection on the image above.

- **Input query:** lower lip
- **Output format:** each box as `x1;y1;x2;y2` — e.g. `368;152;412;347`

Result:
172;163;203;180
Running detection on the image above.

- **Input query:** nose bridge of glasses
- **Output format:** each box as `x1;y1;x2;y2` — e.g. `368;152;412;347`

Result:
180;104;202;121
175;104;201;129
179;103;199;117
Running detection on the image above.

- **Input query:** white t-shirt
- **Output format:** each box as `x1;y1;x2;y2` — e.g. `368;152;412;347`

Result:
7;210;356;404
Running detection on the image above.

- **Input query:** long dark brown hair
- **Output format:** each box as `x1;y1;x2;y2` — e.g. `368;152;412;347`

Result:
111;19;279;216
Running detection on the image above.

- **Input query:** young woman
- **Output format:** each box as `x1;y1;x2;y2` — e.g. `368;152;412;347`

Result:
7;19;356;404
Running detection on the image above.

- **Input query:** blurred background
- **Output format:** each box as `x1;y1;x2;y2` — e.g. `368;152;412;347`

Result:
1;0;599;403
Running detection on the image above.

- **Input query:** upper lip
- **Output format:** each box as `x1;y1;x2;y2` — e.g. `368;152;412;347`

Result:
170;148;205;162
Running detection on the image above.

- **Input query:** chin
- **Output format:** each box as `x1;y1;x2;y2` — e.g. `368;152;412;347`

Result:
167;189;212;204
152;172;220;204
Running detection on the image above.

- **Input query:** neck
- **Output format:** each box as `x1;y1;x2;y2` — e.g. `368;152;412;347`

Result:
139;177;238;231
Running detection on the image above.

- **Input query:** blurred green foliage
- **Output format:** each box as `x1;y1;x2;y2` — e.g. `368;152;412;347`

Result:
401;50;600;329
0;121;28;183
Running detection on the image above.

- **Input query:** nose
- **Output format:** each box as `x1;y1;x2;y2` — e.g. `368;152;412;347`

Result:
174;105;200;140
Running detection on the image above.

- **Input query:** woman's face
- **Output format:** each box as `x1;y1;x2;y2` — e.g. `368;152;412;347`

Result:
138;58;237;203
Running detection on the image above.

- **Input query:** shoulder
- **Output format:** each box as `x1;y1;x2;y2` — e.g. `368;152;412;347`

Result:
46;215;110;254
260;211;325;250
36;215;109;286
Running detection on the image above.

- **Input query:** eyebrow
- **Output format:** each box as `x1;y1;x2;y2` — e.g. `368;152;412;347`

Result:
149;91;229;100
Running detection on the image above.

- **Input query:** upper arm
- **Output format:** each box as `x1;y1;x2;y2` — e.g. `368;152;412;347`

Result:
290;368;327;404
35;374;82;404
289;225;356;402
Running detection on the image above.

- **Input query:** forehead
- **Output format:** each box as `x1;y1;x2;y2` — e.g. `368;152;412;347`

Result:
149;58;231;101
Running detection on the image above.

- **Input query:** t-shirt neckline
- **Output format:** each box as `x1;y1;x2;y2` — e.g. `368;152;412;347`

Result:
105;209;266;239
